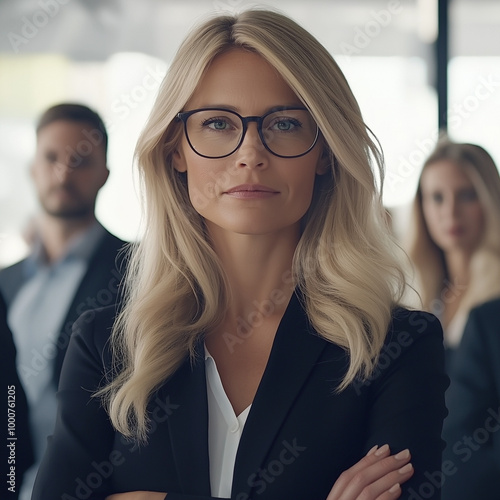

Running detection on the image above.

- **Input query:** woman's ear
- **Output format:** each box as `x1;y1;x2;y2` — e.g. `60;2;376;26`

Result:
172;149;187;173
316;148;331;175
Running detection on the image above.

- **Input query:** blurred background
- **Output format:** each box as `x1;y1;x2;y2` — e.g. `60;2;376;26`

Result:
1;0;499;265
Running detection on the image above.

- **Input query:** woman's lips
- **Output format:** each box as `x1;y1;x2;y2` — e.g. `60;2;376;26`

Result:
224;184;279;198
448;226;465;237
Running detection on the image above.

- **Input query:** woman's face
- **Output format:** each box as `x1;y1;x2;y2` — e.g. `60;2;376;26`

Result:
173;49;326;241
420;159;485;254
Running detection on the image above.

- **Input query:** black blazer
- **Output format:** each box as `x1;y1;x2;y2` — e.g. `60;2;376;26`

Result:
442;297;500;500
1;292;34;500
33;294;448;500
0;228;127;387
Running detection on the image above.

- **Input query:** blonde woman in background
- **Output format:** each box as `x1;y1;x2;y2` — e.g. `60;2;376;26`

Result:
33;9;447;500
406;138;500;366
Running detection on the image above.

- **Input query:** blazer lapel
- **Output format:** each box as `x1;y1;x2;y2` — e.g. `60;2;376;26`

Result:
232;291;328;498
165;346;212;496
53;231;126;386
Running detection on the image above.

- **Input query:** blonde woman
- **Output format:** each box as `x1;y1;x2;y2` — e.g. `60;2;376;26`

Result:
406;138;500;363
33;9;447;500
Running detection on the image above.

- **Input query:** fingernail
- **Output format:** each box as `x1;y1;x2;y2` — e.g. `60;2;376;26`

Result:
389;483;400;493
367;445;379;455
398;463;413;474
394;449;410;460
375;444;390;456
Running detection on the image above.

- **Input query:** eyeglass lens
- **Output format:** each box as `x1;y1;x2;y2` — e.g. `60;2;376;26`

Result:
184;109;318;158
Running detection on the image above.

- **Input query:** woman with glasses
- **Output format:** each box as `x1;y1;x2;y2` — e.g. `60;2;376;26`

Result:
33;9;447;500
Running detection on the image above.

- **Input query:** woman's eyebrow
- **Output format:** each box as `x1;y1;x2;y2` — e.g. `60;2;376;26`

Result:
191;103;305;113
194;104;239;111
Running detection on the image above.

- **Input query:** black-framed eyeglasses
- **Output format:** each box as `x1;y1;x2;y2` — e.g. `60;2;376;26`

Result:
176;107;319;159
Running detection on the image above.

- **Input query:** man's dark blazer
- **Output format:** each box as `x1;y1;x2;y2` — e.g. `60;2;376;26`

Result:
1;292;34;500
442;297;500;500
33;294;448;500
0;227;127;387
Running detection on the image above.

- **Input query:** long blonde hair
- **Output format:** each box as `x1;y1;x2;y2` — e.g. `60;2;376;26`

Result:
100;9;406;441
407;138;500;319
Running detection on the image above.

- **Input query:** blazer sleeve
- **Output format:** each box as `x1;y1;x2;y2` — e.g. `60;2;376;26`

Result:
32;308;118;500
365;310;449;500
31;308;226;500
441;306;500;500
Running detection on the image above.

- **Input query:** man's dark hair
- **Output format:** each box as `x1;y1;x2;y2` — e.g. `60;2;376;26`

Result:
36;103;108;157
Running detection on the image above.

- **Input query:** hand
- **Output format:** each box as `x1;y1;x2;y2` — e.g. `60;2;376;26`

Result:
326;444;414;500
106;492;167;500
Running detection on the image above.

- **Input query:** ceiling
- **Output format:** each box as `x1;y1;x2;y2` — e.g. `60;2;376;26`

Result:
0;0;499;62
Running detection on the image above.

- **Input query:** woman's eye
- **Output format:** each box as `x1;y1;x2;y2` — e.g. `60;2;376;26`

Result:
44;152;57;163
431;193;443;204
271;118;301;132
203;118;232;131
458;189;477;202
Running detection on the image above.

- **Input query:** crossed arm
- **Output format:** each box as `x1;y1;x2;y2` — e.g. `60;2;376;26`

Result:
106;444;414;500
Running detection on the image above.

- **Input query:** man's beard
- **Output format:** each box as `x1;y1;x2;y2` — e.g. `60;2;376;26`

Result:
40;187;95;220
44;205;94;219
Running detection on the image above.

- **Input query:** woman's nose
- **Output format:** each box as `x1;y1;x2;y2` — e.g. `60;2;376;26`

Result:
444;197;460;218
234;123;268;168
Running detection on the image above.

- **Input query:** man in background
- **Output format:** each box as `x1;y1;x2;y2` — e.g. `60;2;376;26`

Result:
0;103;127;499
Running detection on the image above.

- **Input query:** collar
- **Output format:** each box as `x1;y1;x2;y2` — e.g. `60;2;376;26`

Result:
24;222;105;278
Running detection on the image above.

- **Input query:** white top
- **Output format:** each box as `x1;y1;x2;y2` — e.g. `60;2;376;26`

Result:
205;346;251;498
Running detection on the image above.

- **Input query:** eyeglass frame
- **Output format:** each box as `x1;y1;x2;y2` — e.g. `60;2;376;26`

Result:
176;106;320;159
